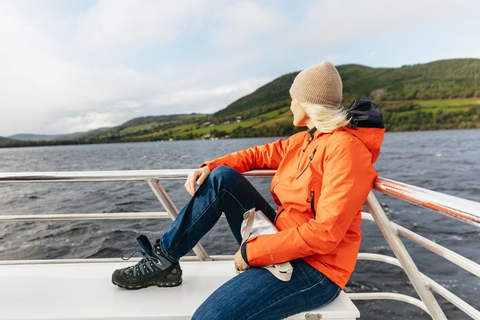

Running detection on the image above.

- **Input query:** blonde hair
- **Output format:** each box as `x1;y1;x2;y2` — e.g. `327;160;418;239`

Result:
301;102;350;133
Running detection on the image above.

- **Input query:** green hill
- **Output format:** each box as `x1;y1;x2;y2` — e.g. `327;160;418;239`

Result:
205;58;480;135
340;59;480;101
218;58;480;117
2;58;480;148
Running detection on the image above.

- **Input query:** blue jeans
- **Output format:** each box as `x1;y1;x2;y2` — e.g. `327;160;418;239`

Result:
157;166;341;319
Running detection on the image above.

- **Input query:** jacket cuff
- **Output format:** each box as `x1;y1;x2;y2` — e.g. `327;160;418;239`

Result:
240;242;250;267
200;161;216;172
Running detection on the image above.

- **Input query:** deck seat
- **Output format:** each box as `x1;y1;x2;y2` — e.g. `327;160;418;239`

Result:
0;260;359;319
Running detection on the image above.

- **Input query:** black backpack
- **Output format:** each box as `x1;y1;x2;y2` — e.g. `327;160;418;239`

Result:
347;99;385;129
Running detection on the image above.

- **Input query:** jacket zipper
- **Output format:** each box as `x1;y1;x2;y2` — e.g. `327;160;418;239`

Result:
296;131;315;170
296;147;307;170
273;209;285;225
296;148;316;179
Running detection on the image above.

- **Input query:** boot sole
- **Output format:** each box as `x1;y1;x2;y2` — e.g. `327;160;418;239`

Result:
112;277;182;290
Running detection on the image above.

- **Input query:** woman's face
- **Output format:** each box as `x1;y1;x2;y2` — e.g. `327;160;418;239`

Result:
290;97;312;128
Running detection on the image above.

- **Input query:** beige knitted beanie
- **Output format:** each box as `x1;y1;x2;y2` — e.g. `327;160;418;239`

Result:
289;61;343;108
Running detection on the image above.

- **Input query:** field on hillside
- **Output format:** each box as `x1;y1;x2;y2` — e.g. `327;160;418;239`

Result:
383;98;480;131
106;98;480;141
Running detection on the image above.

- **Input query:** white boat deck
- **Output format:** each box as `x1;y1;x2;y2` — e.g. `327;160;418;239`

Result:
0;260;359;320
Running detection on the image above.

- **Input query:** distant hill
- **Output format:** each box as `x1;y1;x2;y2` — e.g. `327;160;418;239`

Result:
0;136;13;143
9;133;60;141
9;127;111;142
2;58;480;148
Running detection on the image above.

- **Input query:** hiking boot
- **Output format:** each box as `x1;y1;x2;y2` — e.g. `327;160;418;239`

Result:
112;235;182;289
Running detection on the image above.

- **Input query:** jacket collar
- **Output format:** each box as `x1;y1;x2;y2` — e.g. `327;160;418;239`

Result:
307;127;317;140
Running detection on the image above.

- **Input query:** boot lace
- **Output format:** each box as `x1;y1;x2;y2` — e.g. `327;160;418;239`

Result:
120;248;162;277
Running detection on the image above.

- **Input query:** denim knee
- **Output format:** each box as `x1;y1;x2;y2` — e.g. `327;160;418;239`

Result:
209;165;240;179
208;166;243;187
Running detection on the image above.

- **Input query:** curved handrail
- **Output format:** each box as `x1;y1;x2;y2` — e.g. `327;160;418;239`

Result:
374;177;480;228
347;292;430;314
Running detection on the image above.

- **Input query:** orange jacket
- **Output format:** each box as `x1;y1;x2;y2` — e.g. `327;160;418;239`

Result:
202;126;385;288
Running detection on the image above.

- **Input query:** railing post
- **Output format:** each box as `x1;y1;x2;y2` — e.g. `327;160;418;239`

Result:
365;191;447;320
146;179;213;261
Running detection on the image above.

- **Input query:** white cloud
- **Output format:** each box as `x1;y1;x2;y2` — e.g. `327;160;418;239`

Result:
286;0;480;51
52;111;128;133
163;76;271;113
76;0;209;52
0;2;89;124
210;1;285;48
1;0;480;136
0;0;278;135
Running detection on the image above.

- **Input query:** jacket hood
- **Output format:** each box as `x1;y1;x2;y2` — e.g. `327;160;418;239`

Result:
343;126;384;163
343;99;385;163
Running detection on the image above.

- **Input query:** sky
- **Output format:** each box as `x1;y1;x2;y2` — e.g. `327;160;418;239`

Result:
1;0;479;136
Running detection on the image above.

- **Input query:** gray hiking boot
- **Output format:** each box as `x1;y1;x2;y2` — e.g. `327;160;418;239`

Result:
112;235;182;289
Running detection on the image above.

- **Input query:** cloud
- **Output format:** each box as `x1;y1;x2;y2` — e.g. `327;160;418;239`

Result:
158;76;271;113
284;0;479;51
210;1;285;48
1;0;480;136
75;0;209;52
52;111;128;133
0;2;89;129
0;0;257;135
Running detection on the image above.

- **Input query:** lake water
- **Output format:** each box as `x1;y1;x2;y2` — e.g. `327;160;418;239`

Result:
0;129;479;319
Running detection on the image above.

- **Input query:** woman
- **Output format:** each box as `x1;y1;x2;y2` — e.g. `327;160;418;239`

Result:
112;61;385;319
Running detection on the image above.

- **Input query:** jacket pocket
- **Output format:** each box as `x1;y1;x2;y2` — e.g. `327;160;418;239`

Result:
273;209;285;225
306;189;316;217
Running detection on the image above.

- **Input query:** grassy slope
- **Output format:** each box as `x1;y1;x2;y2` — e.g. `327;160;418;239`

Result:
339;59;480;101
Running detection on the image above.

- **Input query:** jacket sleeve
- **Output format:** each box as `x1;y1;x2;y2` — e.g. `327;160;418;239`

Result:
201;138;290;172
245;137;378;266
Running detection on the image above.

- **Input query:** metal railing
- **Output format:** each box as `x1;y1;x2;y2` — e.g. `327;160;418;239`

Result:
0;169;275;262
0;170;479;319
360;178;480;319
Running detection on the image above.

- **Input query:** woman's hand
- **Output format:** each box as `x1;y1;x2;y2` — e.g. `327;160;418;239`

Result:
185;166;211;196
234;249;250;272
